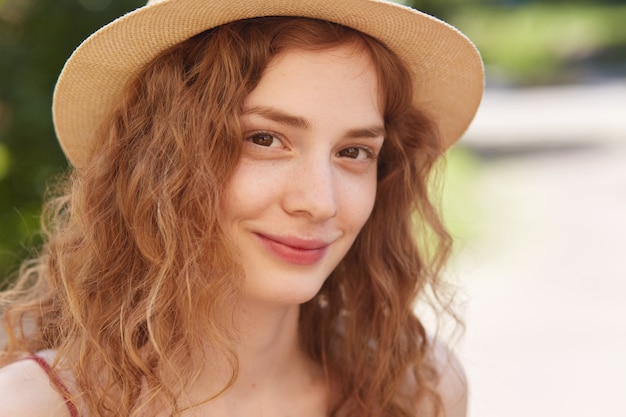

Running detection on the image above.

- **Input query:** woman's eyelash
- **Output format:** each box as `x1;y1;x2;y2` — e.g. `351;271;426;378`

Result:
338;145;378;160
245;131;282;147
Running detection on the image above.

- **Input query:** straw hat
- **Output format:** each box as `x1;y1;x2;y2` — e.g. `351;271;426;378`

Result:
53;0;484;167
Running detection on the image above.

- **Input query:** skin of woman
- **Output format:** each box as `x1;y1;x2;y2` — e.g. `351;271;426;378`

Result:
0;2;484;416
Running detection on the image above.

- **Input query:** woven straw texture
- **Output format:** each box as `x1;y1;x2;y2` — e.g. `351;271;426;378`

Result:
53;0;484;167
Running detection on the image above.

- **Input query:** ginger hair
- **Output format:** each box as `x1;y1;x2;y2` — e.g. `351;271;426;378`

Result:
1;17;454;417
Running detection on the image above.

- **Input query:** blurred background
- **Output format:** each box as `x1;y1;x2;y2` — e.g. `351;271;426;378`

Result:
1;0;625;416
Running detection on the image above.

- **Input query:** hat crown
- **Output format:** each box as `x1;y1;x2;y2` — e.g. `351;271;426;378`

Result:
146;0;166;5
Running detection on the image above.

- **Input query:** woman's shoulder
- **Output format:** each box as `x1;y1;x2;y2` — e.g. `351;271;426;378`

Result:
0;353;73;417
429;338;468;417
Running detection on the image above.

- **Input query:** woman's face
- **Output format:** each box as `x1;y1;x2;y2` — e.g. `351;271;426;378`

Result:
222;45;384;306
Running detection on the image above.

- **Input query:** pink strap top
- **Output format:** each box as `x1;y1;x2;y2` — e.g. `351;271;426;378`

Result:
26;355;79;417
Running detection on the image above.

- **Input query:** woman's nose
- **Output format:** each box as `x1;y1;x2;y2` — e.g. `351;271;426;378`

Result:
282;157;338;221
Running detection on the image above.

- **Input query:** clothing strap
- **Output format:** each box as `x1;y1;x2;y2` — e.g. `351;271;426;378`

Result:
25;354;80;417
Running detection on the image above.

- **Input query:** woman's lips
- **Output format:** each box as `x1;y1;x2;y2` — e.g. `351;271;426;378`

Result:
254;233;329;265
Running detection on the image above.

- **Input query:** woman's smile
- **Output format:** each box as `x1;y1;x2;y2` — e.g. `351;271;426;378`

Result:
254;233;331;266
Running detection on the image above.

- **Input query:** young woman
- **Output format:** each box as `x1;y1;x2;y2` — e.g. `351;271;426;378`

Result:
0;1;484;416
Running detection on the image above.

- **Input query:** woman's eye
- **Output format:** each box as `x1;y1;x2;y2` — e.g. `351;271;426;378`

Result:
337;146;373;160
247;132;280;148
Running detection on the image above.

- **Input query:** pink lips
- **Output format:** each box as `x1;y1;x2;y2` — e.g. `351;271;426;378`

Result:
255;233;329;265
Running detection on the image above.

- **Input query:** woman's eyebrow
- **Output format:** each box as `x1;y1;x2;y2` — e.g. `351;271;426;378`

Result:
243;105;385;139
243;105;311;130
344;126;385;140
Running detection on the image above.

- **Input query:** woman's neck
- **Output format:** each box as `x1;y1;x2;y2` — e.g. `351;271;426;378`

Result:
181;300;327;416
233;299;306;384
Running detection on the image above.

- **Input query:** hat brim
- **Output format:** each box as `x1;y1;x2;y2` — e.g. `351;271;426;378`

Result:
53;0;484;167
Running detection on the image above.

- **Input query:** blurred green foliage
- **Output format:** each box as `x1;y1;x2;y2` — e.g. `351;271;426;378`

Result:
0;0;144;281
449;3;626;85
441;145;483;252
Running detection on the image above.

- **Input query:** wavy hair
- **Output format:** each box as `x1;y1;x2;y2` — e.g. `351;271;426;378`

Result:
0;17;455;417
